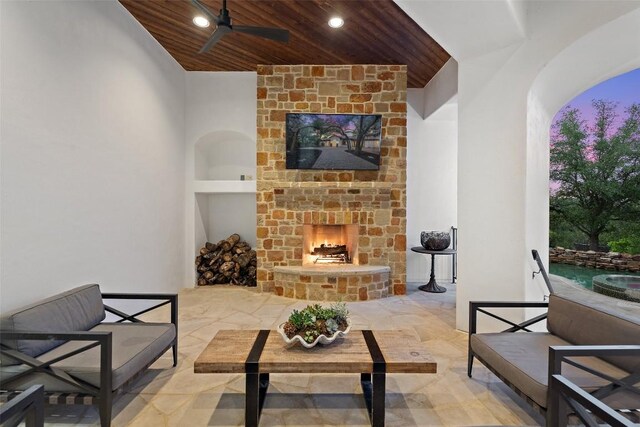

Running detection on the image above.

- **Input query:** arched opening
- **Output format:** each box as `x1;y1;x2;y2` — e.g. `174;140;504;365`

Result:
194;130;256;180
525;8;640;301
547;69;640;293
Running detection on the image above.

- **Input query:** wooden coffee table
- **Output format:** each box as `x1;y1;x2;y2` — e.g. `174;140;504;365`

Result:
194;329;437;427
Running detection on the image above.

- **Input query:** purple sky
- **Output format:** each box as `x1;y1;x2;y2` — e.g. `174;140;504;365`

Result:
550;68;639;191
552;68;640;127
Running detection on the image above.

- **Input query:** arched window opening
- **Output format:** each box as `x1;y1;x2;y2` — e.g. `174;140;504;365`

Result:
549;69;640;295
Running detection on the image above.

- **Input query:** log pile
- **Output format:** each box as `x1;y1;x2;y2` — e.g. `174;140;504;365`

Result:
311;244;350;263
196;234;257;286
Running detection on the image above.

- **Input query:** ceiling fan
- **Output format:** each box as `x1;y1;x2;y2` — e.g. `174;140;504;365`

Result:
191;0;290;53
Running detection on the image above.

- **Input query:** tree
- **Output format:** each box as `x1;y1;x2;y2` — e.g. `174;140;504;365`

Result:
550;100;640;250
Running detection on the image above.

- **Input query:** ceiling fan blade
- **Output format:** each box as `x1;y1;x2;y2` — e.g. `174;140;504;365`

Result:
233;25;289;43
199;26;232;53
191;0;217;21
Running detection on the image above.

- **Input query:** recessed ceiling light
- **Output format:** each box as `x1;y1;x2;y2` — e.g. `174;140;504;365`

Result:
193;16;210;28
328;17;344;28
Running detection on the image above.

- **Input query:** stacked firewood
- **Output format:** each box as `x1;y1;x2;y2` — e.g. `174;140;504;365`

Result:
195;234;257;286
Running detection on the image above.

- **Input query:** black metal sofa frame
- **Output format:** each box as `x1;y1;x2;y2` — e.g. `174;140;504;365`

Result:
467;251;640;426
1;287;177;427
0;384;44;427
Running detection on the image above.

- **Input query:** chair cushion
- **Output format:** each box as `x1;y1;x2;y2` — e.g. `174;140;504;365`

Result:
44;323;176;390
471;332;629;409
547;293;640;373
0;284;105;358
1;323;176;393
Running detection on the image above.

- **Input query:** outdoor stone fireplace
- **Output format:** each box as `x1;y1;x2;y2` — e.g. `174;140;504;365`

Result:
256;64;407;301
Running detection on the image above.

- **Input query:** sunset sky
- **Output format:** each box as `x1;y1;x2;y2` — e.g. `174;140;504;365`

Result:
552;68;640;127
550;68;639;191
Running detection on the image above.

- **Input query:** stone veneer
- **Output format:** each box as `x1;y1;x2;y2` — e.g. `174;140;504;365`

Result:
550;247;640;272
273;266;391;301
256;64;407;299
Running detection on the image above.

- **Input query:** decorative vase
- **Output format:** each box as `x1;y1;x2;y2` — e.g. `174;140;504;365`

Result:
277;319;352;349
420;231;451;251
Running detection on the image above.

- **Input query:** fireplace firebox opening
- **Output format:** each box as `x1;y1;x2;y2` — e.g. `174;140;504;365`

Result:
302;224;359;266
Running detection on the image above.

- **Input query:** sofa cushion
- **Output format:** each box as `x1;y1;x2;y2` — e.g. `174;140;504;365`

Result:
0;284;105;358
1;322;176;393
470;332;629;409
42;322;175;390
547;293;640;373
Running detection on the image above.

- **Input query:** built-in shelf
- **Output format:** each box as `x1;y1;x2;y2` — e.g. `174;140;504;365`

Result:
193;180;256;194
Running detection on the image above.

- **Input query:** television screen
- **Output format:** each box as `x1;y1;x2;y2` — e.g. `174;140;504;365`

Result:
286;113;382;170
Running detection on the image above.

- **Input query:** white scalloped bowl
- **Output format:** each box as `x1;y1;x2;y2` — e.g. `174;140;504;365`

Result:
277;319;352;348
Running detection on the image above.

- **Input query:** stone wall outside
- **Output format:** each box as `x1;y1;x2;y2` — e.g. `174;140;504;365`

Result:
550;247;640;272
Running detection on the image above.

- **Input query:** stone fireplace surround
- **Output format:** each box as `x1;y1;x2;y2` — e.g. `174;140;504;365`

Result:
256;64;407;301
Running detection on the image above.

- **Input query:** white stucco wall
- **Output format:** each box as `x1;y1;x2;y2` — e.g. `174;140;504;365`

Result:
0;1;186;311
407;92;458;283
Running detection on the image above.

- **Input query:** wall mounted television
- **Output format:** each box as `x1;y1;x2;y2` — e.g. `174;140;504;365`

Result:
285;113;382;170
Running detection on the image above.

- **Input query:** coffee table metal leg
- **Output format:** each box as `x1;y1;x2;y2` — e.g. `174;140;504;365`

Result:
246;373;259;427
259;373;269;414
245;373;270;427
372;372;386;427
361;372;386;427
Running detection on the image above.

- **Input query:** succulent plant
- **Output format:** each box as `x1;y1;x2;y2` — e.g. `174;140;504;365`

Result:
283;321;296;337
301;311;316;327
330;301;349;322
304;330;319;343
288;309;305;329
325;318;339;334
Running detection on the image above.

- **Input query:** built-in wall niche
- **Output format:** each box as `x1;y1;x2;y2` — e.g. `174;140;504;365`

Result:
194;193;257;253
194;130;256;181
191;129;257;285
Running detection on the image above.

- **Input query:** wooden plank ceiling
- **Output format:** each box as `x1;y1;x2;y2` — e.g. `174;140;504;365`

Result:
119;0;450;88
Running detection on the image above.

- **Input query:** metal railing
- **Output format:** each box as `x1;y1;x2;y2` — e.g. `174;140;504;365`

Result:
451;226;457;283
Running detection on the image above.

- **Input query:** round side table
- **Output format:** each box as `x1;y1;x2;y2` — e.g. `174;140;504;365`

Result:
410;247;457;293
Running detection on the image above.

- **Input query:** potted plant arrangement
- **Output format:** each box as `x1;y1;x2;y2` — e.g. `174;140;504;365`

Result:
277;302;351;348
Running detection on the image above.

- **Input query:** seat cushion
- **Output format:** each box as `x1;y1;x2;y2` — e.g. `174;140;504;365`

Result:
2;323;176;393
0;284;105;358
470;332;630;409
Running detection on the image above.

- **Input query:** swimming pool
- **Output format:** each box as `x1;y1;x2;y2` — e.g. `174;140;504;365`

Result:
549;263;637;289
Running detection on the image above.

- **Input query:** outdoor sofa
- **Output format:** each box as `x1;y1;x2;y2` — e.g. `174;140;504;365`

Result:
468;253;640;426
0;284;178;426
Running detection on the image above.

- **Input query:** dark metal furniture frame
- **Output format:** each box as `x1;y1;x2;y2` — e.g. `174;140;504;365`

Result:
242;329;387;427
467;300;549;378
468;302;640;426
548;345;640;427
0;384;44;427
0;293;178;427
